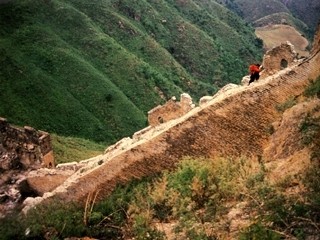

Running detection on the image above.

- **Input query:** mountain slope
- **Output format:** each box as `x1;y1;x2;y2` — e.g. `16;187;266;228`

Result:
3;25;319;239
0;0;262;144
280;0;320;31
231;0;290;22
220;0;320;38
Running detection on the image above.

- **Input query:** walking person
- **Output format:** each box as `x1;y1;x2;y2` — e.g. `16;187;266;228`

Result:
248;64;261;85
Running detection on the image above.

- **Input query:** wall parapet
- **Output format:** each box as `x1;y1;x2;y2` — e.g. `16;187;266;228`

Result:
148;93;194;126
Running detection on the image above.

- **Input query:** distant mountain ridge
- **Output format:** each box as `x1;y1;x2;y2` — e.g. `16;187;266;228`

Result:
0;0;262;144
220;0;320;38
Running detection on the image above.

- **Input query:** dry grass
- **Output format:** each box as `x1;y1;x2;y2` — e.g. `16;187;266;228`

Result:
255;24;309;57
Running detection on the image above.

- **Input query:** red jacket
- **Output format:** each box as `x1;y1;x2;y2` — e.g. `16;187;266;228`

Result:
249;65;260;74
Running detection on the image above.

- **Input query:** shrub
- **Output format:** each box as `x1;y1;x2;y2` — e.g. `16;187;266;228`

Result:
275;96;297;112
304;76;320;98
299;114;320;146
240;223;283;240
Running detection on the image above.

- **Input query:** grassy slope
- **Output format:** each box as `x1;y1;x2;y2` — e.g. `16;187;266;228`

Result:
0;0;262;145
0;0;149;143
51;134;105;164
167;0;263;84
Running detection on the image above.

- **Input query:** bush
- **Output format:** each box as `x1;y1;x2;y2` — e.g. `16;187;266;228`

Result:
275;96;297;112
304;76;320;98
299;114;320;146
240;223;283;240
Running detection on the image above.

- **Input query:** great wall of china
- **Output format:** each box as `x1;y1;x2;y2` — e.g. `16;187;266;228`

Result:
1;24;320;215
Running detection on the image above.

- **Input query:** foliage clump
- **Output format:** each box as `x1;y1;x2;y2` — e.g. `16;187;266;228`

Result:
304;76;320;98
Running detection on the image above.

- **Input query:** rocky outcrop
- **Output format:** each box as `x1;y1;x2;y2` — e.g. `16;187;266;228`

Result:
0;118;54;170
0;118;55;217
264;99;320;161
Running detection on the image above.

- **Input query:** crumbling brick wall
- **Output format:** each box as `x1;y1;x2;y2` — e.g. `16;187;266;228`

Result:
147;93;194;126
0;117;54;171
262;41;298;75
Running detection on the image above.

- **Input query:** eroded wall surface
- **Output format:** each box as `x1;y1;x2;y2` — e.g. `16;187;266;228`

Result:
148;93;193;126
262;42;297;75
0;117;54;170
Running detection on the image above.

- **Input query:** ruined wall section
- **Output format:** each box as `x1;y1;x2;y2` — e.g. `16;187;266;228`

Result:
22;24;320;210
0;117;54;171
148;93;194;126
262;41;298;75
47;35;320;205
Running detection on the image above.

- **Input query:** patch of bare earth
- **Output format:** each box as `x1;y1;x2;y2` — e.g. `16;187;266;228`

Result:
255;24;309;57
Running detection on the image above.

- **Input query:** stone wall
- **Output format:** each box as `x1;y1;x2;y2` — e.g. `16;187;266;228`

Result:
0;117;54;171
22;23;320;212
262;41;298;75
147;93;194;126
45;36;320;205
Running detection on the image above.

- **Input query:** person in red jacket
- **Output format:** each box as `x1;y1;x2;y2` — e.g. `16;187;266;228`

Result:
248;64;261;85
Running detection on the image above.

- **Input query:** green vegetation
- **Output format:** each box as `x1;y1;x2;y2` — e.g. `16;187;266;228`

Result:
275;96;297;112
280;0;320;32
221;0;290;22
241;161;320;239
300;76;320;161
0;0;262;145
304;76;320;98
51;134;105;164
1;156;319;239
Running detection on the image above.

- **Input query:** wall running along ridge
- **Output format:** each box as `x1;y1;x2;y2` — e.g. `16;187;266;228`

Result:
19;25;320;212
43;27;320;206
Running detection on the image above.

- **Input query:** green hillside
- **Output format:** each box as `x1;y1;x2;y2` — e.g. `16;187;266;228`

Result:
0;0;262;145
